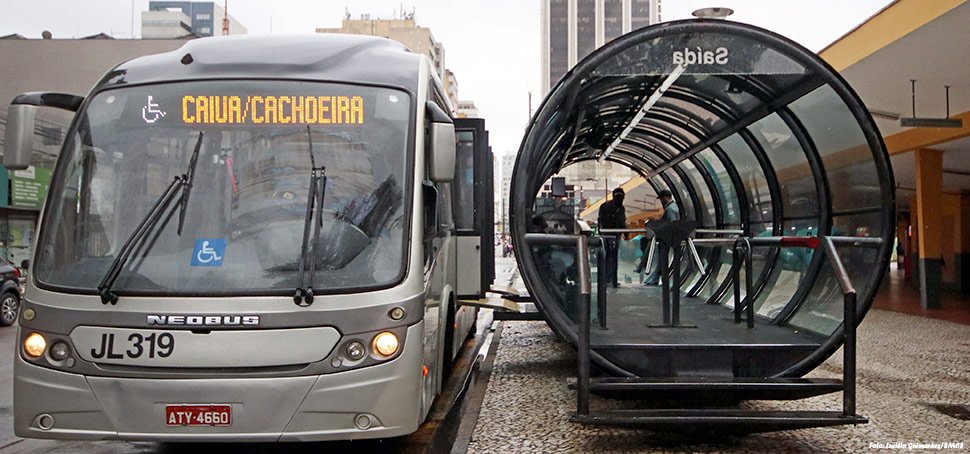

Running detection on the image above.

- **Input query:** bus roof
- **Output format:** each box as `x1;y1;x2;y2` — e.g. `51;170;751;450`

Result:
96;34;423;93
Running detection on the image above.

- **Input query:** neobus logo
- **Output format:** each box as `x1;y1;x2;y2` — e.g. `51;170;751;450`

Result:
147;315;260;326
672;47;729;66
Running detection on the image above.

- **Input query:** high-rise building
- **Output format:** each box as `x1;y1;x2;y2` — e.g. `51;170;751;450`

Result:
142;1;247;39
501;153;516;214
541;0;661;94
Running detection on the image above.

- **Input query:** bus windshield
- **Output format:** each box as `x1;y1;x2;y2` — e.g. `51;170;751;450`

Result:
35;80;412;296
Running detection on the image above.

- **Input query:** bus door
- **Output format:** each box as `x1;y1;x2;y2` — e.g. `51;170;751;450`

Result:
453;118;494;298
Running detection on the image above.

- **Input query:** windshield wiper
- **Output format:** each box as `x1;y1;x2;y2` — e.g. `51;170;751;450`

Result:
178;131;204;234
98;132;204;305
294;125;327;306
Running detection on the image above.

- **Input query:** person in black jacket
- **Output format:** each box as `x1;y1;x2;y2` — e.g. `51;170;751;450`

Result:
598;187;626;287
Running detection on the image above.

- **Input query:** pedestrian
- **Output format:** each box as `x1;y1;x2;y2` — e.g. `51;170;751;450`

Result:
642;189;680;285
598;187;626;288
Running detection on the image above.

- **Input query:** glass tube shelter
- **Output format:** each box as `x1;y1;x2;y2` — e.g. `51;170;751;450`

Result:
511;20;894;378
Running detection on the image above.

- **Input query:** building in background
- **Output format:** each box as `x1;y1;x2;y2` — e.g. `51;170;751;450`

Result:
317;16;446;80
499;153;516;237
142;1;247;39
456;100;480;118
317;13;480;112
0;35;194;265
541;0;661;95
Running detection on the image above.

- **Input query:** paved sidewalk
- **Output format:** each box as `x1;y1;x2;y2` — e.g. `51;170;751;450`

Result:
467;310;969;453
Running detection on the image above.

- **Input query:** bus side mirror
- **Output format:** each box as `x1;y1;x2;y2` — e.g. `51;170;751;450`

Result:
3;105;38;170
3;92;84;170
426;101;455;182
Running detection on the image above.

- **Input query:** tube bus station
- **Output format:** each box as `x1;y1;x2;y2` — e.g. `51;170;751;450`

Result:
0;0;967;452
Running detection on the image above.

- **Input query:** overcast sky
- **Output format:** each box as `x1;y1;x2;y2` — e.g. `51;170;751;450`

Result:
1;0;892;155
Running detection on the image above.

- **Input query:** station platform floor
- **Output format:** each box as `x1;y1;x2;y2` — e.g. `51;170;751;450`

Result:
873;263;970;326
590;286;825;346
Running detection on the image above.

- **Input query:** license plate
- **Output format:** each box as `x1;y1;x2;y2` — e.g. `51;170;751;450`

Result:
165;404;232;426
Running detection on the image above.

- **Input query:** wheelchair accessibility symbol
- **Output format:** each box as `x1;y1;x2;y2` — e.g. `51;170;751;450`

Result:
192;239;226;267
142;95;166;124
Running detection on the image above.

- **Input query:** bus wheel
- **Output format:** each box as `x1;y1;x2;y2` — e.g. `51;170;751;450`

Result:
442;299;456;379
0;291;20;326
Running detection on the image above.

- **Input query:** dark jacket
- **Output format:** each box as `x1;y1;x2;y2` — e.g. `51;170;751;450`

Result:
598;199;626;230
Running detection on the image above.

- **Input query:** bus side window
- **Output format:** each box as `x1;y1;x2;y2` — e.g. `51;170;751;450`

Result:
453;131;475;231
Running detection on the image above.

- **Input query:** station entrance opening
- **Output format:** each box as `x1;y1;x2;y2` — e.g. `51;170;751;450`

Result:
511;19;894;384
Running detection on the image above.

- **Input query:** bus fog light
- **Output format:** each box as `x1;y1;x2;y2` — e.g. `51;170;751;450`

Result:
49;342;70;361
37;414;54;430
372;332;399;357
23;308;35;321
354;413;372;430
389;307;405;320
345;341;366;361
24;333;46;358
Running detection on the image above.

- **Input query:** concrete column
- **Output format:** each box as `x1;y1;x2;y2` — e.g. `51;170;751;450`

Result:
915;148;943;309
541;0;550;95
595;0;605;48
568;0;577;68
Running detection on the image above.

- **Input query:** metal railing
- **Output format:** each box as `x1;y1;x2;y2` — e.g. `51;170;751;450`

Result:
821;235;881;417
524;233;875;420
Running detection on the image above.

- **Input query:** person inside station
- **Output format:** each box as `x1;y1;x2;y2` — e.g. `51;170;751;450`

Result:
640;189;680;286
597;187;626;288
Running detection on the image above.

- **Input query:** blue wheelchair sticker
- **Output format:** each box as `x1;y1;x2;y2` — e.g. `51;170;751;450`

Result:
192;238;226;267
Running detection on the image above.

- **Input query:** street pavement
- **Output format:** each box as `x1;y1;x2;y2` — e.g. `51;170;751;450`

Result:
467;310;970;453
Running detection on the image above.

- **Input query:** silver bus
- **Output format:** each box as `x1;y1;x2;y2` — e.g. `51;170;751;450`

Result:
4;34;490;441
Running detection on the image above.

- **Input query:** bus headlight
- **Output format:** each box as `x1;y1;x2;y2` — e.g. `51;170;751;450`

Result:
24;333;47;358
372;332;399;357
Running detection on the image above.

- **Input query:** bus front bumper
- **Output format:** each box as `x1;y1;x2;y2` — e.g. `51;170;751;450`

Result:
14;322;424;442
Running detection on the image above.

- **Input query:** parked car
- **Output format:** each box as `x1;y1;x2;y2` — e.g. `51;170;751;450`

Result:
0;258;22;326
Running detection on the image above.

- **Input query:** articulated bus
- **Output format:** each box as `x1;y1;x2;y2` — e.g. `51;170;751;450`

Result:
3;34;492;441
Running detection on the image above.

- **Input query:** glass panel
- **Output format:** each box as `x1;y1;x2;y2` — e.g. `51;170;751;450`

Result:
678;159;715;227
754;219;819;318
789;85;883;212
787;212;884;335
660;169;695;222
532;243;583;322
37;81;410;294
697;149;740;224
717;222;771;307
656;96;727;133
718;133;772;223
749;113;819;217
694;222;743;298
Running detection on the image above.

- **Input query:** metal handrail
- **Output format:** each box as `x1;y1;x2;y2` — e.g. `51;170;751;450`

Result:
818;235;868;418
695;228;744;235
732;237;755;328
692;238;737;246
597;228;648;234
